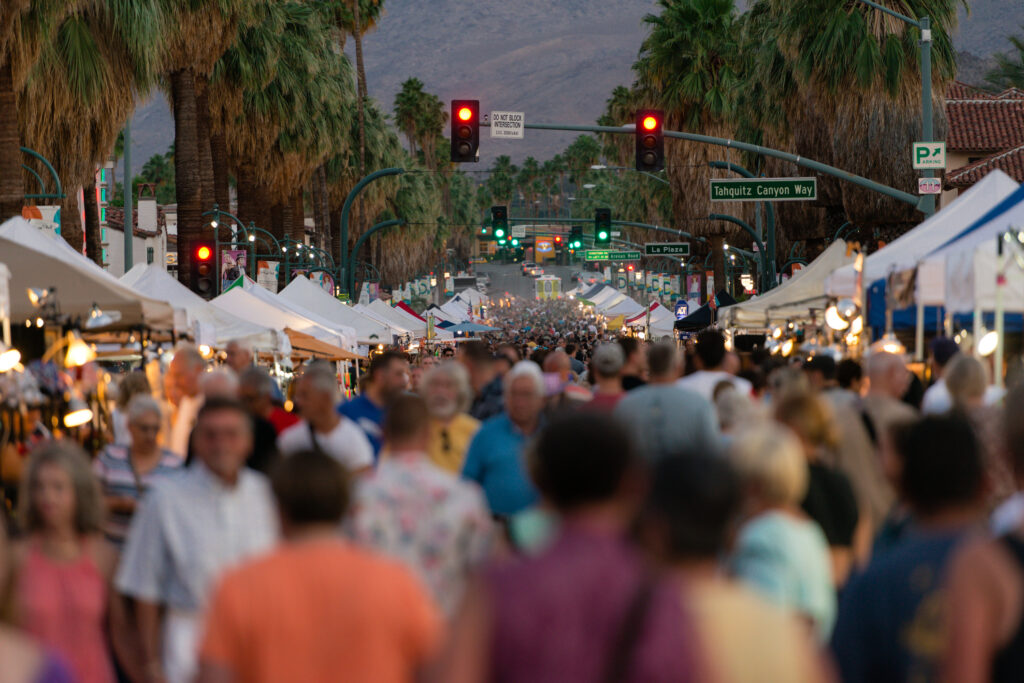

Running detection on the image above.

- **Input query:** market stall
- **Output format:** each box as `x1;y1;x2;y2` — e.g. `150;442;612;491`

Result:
210;288;350;351
280;276;397;345
720;240;855;329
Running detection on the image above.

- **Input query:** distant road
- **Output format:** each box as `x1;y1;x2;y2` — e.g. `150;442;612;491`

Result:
476;263;578;300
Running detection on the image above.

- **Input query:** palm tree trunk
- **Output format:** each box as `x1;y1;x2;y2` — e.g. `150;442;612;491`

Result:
60;189;84;255
710;234;725;301
328;206;341;262
353;1;367;177
195;82;215;212
290;193;304;242
83;177;103;265
170;69;203;287
211;129;230;210
270;202;284;240
0;58;22;221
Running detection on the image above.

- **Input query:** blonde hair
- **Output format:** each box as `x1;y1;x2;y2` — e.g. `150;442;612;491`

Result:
774;392;840;451
945;354;989;408
728;423;808;506
18;441;104;535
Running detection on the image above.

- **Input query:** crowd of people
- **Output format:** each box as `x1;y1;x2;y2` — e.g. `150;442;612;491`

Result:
1;297;1024;682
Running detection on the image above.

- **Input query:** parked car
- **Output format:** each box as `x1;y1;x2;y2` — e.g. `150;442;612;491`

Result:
521;261;537;276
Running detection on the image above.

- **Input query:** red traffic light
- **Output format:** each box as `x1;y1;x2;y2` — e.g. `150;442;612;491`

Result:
196;245;212;261
554;235;561;242
457;106;473;122
641;115;658;131
627;264;635;271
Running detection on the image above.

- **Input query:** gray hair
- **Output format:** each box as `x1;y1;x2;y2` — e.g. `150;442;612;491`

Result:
173;344;205;370
421;361;473;413
239;366;276;398
728;423;808;507
19;441;103;535
127;394;163;424
945;354;989;407
201;368;239;398
301;361;340;402
504;360;545;397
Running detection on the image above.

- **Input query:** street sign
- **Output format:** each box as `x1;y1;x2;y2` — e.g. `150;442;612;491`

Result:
912;141;946;169
710;178;817;202
510;225;526;238
611;231;621;237
584;250;642;262
645;242;690;256
490;111;524;139
918;177;942;195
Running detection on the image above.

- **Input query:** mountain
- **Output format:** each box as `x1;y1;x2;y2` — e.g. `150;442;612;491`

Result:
122;0;1024;177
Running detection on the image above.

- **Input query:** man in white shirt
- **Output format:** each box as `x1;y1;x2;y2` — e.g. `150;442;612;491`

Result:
277;361;374;474
921;337;960;415
677;329;752;401
117;398;278;683
165;345;206;458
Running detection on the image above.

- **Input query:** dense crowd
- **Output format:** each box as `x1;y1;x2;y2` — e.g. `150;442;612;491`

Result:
2;297;1023;682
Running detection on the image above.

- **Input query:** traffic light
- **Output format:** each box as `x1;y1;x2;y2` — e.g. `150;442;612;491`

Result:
190;239;216;299
511;238;519;247
595;208;611;245
635;109;664;172
491;205;508;240
570;225;583;249
450;100;480;163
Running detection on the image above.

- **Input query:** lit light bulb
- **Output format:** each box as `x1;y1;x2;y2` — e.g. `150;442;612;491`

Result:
211;219;219;228
781;339;795;357
978;330;999;357
63;396;93;428
0;344;21;372
35;318;44;328
849;316;863;336
199;344;214;359
64;331;96;367
824;305;848;331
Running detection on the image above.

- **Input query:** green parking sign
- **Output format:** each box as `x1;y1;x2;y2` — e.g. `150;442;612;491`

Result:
912;142;946;170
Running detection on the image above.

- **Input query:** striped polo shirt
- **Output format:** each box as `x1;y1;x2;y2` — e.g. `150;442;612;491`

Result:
93;444;184;546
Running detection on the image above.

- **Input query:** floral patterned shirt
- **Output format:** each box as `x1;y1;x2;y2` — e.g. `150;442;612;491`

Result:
348;452;495;615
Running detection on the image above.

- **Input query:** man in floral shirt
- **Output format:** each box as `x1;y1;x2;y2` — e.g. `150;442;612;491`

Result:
348;394;494;615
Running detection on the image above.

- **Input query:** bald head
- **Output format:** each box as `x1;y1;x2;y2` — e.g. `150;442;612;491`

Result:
543;350;571;381
867;352;910;399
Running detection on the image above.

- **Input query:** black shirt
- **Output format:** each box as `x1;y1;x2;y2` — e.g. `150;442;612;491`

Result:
801;462;859;547
622;375;647;392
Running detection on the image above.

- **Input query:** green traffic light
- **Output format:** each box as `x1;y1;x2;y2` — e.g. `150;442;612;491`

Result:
599;231;608;239
495;228;505;238
511;239;519;246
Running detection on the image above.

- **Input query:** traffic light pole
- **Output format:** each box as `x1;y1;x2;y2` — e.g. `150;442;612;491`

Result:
339;167;404;297
491;122;925;213
509;216;709;245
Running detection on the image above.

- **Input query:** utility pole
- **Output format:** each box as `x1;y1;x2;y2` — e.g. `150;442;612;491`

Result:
123;120;133;271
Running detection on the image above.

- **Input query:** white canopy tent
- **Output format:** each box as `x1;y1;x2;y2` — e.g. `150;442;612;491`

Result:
354;303;415;335
210;288;350;350
916;184;1024;313
240;279;357;350
452;288;487;306
601;295;645;318
721;240;856;329
826;171;1020;298
280;276;396;343
0;217;175;329
121;264;284;350
440;299;472;322
625;301;675;328
367;299;427;335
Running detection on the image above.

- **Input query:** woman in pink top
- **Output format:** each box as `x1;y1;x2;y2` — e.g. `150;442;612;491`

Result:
8;442;115;683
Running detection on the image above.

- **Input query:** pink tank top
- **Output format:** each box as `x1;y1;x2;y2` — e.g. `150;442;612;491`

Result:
18;540;114;683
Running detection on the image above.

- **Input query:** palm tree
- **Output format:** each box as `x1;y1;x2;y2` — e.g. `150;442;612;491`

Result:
987;29;1024;90
413;90;446;170
756;0;962;231
162;0;248;286
485;155;518;207
19;0;166;260
634;0;743;288
0;2;76;221
394;77;425;156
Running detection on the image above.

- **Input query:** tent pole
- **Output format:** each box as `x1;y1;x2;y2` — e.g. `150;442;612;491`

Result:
914;300;925;361
996;235;1006;388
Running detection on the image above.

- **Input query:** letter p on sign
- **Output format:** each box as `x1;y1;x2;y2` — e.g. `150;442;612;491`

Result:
912;141;946;170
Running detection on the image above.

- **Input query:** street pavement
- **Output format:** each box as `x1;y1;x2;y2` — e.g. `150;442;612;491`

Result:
476;262;578;300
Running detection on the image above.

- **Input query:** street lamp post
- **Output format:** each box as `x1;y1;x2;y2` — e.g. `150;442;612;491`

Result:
339;168;404;297
123;120;133;271
857;0;934;217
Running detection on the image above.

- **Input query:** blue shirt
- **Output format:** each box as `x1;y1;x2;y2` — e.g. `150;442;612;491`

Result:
831;529;968;683
337;395;384;457
461;414;539;516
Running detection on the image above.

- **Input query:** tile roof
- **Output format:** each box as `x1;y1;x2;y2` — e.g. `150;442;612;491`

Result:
945;143;1024;188
946;98;1024;152
105;206;165;237
946;81;994;100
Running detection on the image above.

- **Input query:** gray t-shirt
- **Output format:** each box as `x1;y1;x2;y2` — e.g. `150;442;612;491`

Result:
614;383;721;460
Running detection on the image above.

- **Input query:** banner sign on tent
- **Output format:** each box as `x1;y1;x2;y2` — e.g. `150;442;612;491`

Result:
686;275;701;301
221;250;246;293
257;260;280;293
674;299;689;320
705;272;715;302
